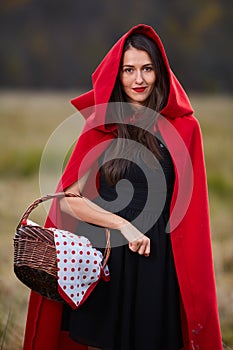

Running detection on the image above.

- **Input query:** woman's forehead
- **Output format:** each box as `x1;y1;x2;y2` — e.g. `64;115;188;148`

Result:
122;47;152;66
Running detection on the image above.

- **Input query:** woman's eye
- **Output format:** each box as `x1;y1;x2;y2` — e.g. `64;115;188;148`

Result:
144;66;153;72
124;68;133;73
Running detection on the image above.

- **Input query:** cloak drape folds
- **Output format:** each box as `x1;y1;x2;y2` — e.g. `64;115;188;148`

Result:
23;24;222;350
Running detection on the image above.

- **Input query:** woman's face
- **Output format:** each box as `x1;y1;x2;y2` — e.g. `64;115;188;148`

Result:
120;47;156;107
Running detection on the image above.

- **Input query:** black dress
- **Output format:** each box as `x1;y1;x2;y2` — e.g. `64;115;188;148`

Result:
62;137;183;350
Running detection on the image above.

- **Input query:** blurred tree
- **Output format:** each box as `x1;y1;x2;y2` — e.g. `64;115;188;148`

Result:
0;0;232;92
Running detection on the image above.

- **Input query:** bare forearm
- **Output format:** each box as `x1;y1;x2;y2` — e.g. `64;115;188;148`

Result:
60;196;127;230
60;194;150;255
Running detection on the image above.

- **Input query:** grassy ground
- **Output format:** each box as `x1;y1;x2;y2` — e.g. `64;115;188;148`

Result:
0;91;232;349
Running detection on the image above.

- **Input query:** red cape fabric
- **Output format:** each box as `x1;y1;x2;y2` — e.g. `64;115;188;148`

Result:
23;24;222;350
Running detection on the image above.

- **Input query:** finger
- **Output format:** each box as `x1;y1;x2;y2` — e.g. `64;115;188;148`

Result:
138;242;147;255
138;239;150;256
129;241;139;252
144;241;150;257
129;238;150;255
129;239;143;252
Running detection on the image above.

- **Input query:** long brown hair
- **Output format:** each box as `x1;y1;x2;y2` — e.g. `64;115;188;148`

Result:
102;33;169;185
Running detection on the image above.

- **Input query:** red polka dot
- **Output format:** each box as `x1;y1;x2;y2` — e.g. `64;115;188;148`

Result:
77;293;79;297
80;251;83;255
64;259;67;263
81;283;85;287
83;275;87;279
78;267;81;271
94;260;98;264
78;243;82;246
71;268;75;272
57;258;60;262
71;294;74;298
63;241;67;245
64;267;67;271
56;250;60;254
91;276;95;280
71;242;75;246
72;250;75;254
54;234;58;238
79;259;83;263
93;269;97;273
63;276;67;280
64;250;67;255
71;277;74;281
81;291;84;295
85;268;89;272
63;286;66;289
87;251;90;255
86;260;90;264
71;259;76;263
56;242;60;246
94;252;97;256
70;285;74;289
77;284;80;288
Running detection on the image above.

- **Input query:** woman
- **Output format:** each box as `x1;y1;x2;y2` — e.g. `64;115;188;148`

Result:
23;24;222;350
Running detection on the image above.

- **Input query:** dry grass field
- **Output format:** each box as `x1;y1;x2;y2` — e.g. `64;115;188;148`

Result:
0;91;232;349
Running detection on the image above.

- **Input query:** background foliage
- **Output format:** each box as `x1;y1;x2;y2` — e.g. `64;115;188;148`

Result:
0;0;232;92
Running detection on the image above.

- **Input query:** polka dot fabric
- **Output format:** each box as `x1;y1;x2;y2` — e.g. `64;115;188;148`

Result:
52;228;110;309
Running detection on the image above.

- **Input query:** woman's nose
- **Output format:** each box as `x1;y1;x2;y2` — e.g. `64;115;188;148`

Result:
135;70;144;84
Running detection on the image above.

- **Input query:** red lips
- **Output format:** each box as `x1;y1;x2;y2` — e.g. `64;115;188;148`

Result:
133;87;146;93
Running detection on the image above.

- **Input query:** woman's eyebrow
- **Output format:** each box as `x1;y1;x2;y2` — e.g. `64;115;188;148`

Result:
122;63;153;67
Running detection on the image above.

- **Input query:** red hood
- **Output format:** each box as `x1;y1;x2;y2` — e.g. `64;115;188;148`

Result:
71;24;193;123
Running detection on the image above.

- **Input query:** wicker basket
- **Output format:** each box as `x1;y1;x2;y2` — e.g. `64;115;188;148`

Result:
14;192;111;302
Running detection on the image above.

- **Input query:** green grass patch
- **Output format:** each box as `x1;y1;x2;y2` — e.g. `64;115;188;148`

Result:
222;323;233;349
0;149;42;177
208;174;233;199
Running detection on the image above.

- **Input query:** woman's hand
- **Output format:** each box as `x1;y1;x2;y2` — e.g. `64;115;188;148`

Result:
119;222;150;257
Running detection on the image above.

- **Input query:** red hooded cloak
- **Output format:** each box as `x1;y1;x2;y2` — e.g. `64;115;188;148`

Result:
23;24;222;350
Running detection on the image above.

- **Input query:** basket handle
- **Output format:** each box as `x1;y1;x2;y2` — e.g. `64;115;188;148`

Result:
17;192;111;268
18;192;81;228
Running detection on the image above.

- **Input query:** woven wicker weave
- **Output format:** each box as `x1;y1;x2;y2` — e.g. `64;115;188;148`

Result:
14;192;111;302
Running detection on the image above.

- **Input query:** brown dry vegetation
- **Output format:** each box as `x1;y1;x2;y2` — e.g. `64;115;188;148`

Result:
0;91;232;349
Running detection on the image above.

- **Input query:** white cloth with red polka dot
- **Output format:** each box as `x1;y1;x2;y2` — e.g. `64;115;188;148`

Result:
52;228;110;309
